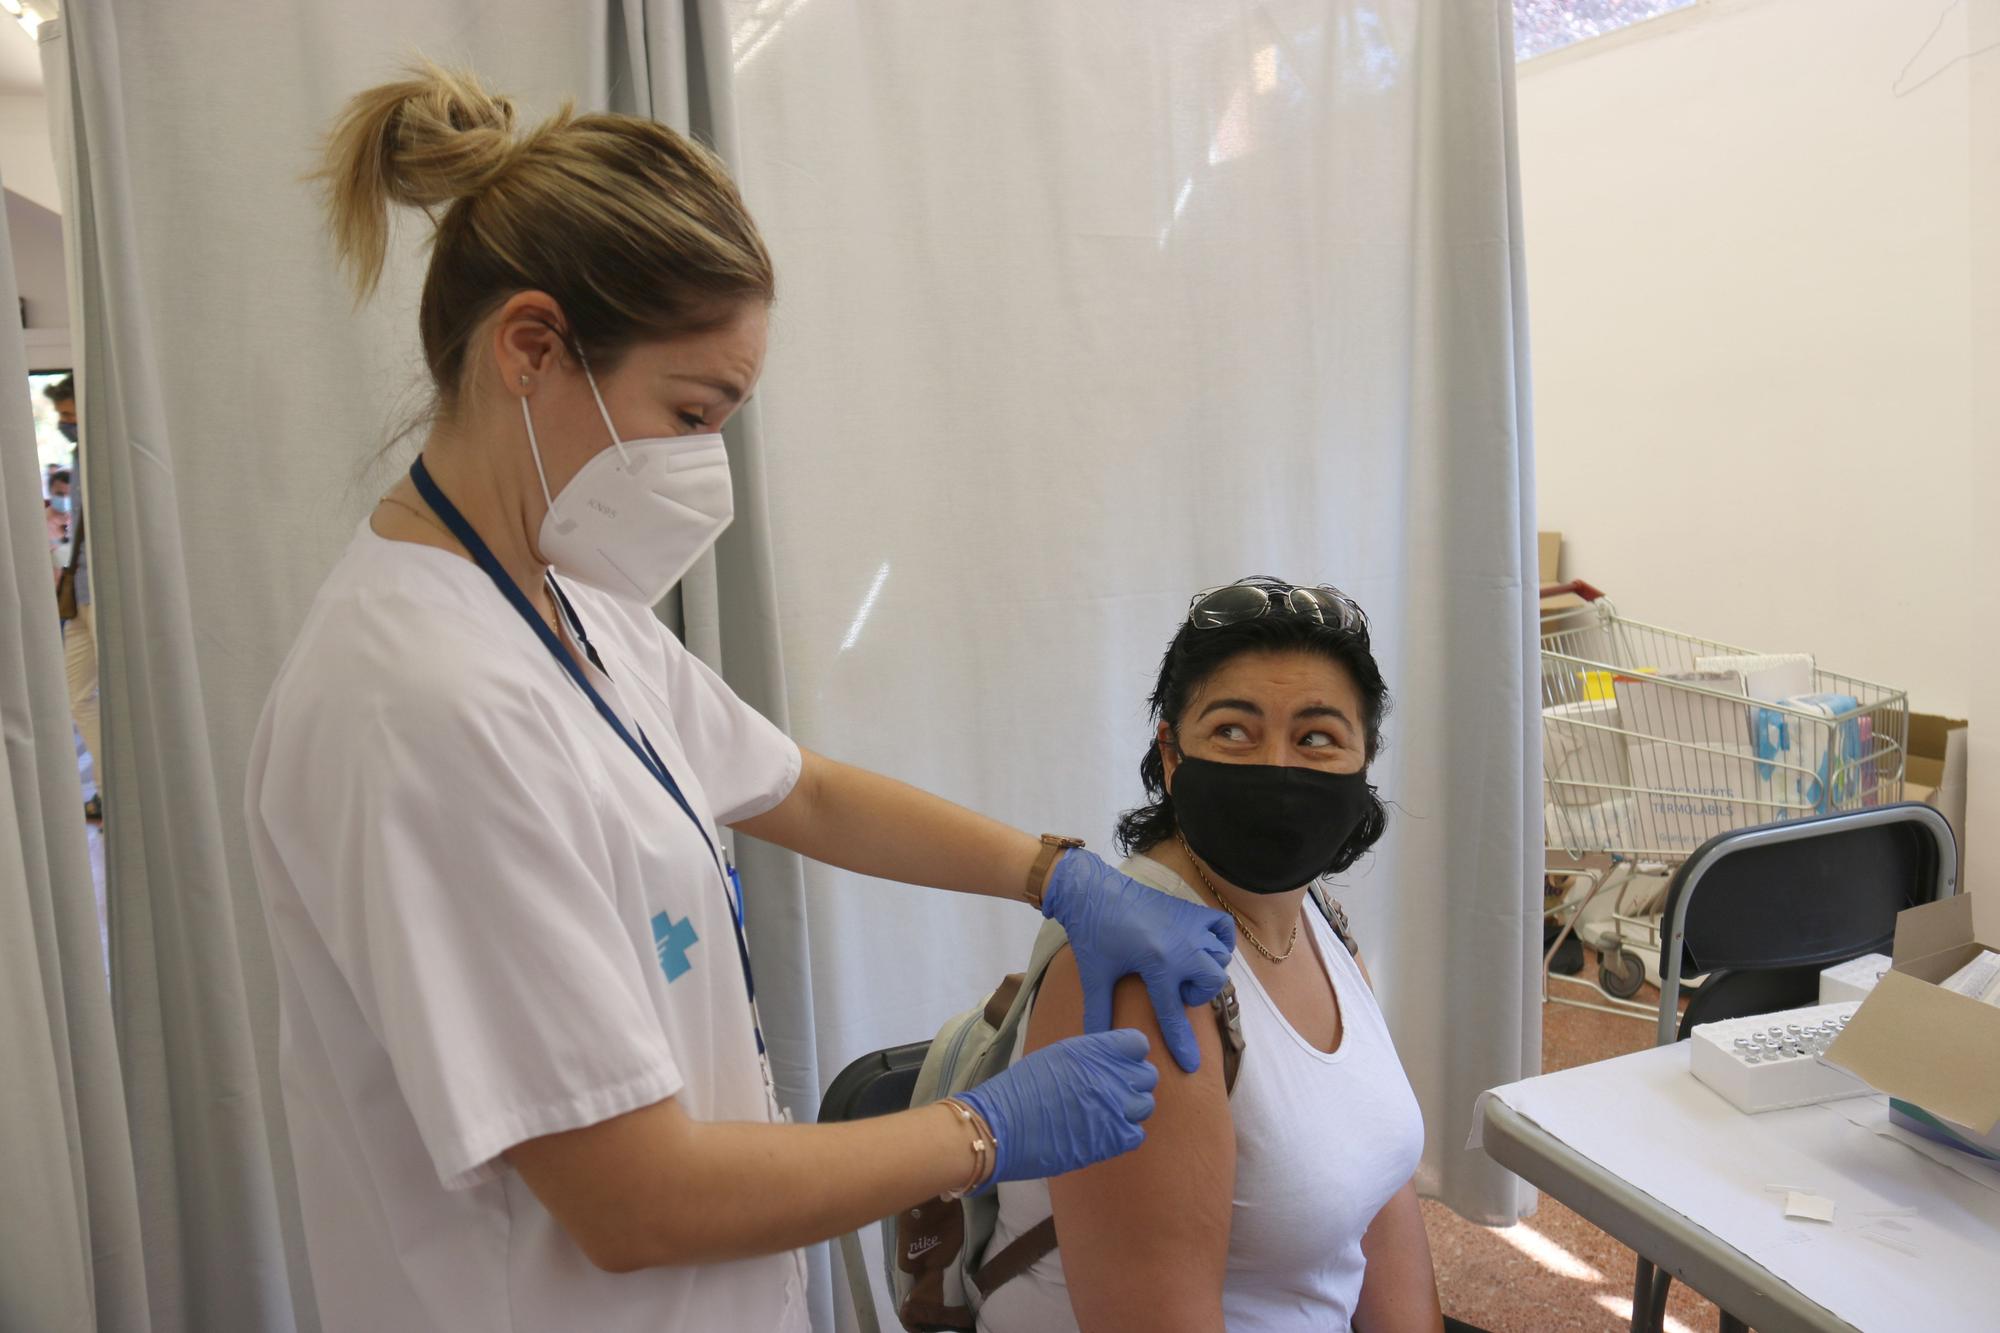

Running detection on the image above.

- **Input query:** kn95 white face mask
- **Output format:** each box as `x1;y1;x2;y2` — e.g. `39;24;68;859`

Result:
522;363;735;606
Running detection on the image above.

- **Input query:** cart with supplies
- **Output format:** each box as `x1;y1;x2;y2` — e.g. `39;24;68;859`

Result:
1538;583;1909;1018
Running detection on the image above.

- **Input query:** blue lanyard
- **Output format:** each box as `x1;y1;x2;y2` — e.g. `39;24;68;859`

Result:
408;459;761;1044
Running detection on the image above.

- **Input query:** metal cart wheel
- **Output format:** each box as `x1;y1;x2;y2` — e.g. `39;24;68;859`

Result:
1599;948;1646;1000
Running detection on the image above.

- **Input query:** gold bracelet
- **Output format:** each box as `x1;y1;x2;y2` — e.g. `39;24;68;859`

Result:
939;1098;995;1200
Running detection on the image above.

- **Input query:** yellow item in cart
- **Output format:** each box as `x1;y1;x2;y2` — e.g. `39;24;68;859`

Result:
1583;668;1656;701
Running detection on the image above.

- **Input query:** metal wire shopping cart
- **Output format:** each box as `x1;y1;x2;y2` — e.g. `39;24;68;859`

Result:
1539;583;1909;1019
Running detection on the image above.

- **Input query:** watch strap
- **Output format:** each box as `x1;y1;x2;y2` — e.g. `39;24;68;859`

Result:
1024;834;1085;910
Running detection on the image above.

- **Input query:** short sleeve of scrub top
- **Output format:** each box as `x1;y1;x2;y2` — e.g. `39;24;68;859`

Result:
569;591;803;827
318;651;688;1191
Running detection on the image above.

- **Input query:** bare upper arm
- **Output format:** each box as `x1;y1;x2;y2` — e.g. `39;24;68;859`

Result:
1028;947;1233;1333
1354;1179;1444;1333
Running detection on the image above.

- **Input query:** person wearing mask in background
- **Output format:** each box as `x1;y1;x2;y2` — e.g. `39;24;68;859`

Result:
45;467;72;570
45;376;100;824
244;64;1236;1333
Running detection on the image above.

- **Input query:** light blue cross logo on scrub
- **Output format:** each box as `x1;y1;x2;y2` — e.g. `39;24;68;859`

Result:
652;911;699;982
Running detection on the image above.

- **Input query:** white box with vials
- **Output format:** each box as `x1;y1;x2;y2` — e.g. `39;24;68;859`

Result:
1690;1001;1871;1114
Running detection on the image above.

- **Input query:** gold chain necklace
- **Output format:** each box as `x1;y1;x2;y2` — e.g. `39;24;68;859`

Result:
379;495;564;638
1176;831;1298;964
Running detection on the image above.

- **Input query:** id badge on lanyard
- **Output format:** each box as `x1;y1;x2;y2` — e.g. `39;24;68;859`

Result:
408;458;772;1061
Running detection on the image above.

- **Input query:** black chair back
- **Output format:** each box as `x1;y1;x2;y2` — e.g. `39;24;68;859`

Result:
818;1040;931;1124
1654;803;1957;1046
818;1041;932;1333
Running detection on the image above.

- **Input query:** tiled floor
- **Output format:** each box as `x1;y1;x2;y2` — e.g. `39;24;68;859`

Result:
1424;955;1723;1333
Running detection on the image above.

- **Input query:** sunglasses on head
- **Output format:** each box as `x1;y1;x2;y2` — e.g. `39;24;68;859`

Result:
1186;581;1369;634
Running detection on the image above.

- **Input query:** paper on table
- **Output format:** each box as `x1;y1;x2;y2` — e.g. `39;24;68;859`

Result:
1784;1191;1837;1223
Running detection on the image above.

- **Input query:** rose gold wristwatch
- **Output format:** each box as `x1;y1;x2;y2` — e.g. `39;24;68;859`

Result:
1022;834;1086;910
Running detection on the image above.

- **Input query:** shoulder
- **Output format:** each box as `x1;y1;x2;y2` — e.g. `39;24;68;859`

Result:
271;565;586;772
1026;947;1227;1088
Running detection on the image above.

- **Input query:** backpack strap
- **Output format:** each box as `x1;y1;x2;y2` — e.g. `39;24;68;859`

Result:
1309;883;1359;957
972;1216;1057;1299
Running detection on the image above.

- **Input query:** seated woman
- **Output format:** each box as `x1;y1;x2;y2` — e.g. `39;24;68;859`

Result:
979;578;1442;1333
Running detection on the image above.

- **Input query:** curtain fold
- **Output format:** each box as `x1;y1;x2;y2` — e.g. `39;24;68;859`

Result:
45;4;663;1328
615;4;836;1322
44;11;303;1330
0;160;151;1333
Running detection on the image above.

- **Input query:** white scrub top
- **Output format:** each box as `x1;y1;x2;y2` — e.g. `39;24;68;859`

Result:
245;520;809;1333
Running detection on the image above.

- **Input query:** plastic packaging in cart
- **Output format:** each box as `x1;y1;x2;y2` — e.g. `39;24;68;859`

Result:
1695;653;1814;703
1543;699;1627;807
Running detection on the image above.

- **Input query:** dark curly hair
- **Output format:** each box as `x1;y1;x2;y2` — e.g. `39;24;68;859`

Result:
1114;578;1391;878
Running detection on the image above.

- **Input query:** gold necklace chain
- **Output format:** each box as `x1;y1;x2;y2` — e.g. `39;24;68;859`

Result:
378;495;563;637
1176;831;1298;964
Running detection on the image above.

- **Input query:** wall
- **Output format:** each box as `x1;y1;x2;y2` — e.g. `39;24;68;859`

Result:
1520;0;1975;722
1968;0;1998;885
6;187;65;324
0;90;59;215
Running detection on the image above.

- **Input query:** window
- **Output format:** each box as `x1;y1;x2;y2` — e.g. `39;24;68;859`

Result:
1513;0;1697;62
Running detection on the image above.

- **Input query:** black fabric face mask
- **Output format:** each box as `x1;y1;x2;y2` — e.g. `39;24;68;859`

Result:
1170;756;1372;894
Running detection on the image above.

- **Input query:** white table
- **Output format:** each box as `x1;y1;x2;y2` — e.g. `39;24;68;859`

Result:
1476;1043;2000;1333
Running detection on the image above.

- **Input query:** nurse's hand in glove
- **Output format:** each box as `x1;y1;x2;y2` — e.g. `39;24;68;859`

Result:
958;1029;1159;1186
1040;850;1235;1074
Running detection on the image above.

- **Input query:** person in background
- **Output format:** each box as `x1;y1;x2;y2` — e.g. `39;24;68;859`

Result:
45;467;73;570
45;375;101;824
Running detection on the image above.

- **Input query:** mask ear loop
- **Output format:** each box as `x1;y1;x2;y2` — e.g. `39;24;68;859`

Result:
521;395;558;516
576;350;635;467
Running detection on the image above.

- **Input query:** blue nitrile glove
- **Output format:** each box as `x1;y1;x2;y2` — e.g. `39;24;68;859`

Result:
958;1029;1159;1186
1041;849;1236;1074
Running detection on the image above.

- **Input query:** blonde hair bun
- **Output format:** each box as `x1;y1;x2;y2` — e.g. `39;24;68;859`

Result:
319;60;525;297
317;58;772;418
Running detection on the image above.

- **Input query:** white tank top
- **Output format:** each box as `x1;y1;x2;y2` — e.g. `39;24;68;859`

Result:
978;856;1425;1333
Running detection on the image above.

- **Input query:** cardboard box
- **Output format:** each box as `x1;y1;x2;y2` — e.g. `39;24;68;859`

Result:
1694;653;1814;704
1825;889;2000;1162
1536;531;1595;631
1626;741;1774;854
1613;672;1770;853
1612;671;1753;747
1907;713;1968;793
1543;698;1628;806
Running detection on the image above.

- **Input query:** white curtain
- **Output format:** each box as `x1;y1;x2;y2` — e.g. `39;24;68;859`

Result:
720;4;1538;1316
0;163;151;1333
33;0;1535;1329
38;3;759;1328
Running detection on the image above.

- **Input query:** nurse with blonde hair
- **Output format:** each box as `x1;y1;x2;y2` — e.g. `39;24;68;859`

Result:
246;64;1232;1332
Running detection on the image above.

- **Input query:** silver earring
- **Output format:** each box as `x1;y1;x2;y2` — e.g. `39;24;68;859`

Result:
519;374;530;387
